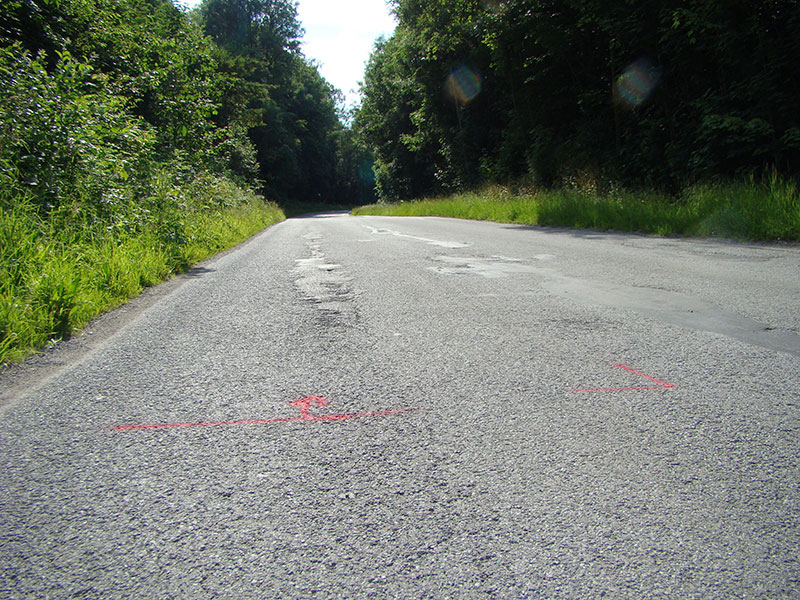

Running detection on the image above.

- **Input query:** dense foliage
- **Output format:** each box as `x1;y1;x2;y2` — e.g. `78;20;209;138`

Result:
0;0;374;208
197;0;365;204
357;0;800;201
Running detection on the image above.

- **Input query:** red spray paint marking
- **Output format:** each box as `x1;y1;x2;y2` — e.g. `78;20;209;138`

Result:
290;396;329;419
570;364;675;393
113;396;412;431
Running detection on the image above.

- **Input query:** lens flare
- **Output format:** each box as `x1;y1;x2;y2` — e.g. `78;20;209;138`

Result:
445;65;482;105
615;57;662;108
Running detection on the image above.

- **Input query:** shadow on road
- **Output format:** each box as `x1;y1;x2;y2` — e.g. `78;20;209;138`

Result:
289;210;351;219
184;266;216;278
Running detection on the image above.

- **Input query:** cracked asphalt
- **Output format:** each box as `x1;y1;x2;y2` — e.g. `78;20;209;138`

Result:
1;213;799;599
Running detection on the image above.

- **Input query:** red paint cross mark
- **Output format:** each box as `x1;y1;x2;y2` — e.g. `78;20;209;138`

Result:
113;397;412;431
570;364;676;393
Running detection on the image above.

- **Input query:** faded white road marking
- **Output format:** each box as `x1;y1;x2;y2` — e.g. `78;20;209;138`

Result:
363;225;470;249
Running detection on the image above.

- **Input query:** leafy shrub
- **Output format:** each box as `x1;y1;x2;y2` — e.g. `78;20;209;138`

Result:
0;45;156;214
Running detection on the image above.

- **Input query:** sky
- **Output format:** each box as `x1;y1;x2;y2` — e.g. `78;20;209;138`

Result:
296;0;397;108
180;0;398;109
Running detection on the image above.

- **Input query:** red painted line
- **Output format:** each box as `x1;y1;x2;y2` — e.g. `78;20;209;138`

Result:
113;397;413;431
613;363;675;388
290;395;328;420
570;363;675;393
113;416;301;431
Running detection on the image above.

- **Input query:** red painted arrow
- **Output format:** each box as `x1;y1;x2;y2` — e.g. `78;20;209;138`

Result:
289;396;329;420
114;397;412;431
570;363;675;393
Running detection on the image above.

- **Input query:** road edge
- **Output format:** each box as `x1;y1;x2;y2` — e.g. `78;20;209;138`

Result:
0;223;281;413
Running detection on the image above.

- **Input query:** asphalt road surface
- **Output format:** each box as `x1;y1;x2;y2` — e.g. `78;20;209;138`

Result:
2;213;799;599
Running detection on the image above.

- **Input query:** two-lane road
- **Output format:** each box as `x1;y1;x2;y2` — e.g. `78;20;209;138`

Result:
2;213;799;598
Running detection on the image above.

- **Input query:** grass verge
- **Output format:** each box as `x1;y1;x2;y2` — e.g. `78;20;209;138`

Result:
353;176;800;242
0;195;284;365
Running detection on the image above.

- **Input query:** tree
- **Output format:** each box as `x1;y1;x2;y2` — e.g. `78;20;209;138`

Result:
202;0;303;59
357;0;800;199
199;0;351;204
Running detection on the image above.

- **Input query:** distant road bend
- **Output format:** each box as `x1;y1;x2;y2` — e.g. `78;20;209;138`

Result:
1;213;798;599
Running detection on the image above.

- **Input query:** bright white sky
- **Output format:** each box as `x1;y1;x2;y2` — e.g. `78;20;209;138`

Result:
296;0;397;108
181;0;397;109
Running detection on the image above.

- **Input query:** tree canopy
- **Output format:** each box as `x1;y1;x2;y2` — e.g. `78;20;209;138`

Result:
4;0;797;210
0;0;375;212
357;0;800;201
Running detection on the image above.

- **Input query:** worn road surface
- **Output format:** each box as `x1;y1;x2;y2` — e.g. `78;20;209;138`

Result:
2;213;799;599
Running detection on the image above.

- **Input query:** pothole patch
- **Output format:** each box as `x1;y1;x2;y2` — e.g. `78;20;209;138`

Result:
428;255;540;278
293;232;357;329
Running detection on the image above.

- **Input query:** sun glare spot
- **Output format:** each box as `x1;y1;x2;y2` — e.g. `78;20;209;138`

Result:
445;65;482;105
481;0;507;14
614;57;662;108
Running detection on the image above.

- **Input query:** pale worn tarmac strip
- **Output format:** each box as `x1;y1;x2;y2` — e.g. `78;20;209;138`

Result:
1;213;799;599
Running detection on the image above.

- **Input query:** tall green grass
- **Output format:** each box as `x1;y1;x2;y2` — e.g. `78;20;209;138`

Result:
0;186;284;364
353;176;800;242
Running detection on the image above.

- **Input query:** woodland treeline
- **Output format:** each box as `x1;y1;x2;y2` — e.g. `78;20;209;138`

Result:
356;0;800;201
0;0;375;213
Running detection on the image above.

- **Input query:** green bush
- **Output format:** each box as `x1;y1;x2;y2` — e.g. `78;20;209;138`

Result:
0;45;155;214
0;47;286;364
